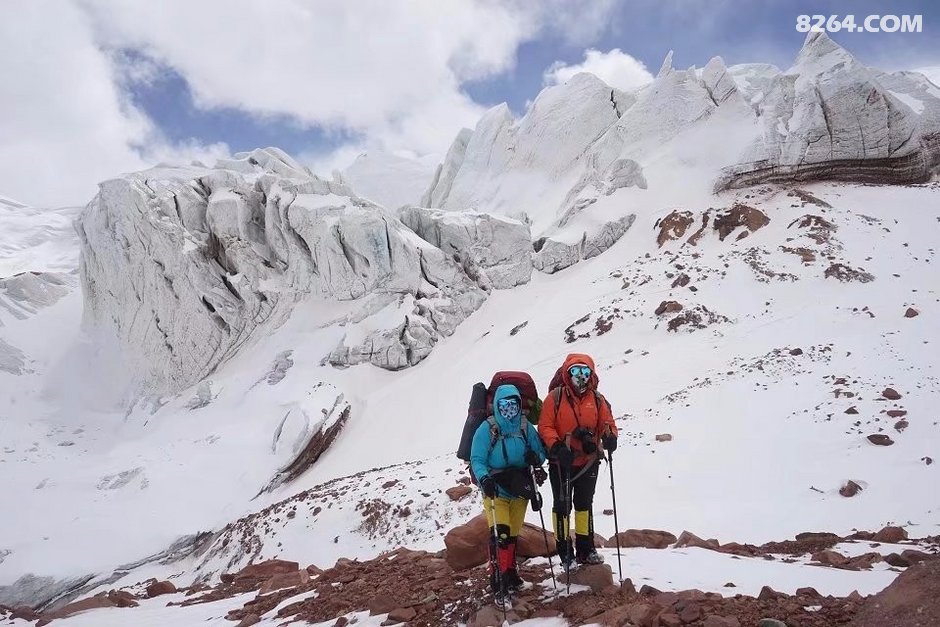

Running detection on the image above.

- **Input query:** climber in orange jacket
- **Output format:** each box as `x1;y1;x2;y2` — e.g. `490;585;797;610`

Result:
538;353;618;566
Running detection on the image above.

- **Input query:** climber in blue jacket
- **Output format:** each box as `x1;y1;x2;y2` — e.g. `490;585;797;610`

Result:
470;384;546;602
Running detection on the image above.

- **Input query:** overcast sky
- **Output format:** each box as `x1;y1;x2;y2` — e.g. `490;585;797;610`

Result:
1;0;937;207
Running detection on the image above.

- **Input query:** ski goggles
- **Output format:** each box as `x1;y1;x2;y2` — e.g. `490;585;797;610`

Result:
568;365;592;378
496;397;521;418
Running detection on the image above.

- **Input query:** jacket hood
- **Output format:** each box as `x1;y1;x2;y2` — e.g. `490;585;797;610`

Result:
492;384;523;432
561;353;599;393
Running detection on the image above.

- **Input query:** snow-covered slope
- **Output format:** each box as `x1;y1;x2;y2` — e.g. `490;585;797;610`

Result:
2;33;940;624
339;151;438;210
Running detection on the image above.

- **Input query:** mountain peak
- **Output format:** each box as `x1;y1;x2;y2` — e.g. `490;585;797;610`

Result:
658;50;675;77
793;31;857;72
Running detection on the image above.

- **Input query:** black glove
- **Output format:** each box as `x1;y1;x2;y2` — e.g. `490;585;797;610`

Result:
582;438;598;455
524;450;540;466
552;442;574;470
533;467;548;486
480;475;497;499
603;434;618;452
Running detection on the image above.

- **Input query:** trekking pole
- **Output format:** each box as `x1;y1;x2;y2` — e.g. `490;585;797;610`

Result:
607;450;623;584
487;496;508;620
529;465;557;590
563;463;572;595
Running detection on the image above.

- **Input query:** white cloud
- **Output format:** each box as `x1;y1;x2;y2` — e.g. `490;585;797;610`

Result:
0;0;228;207
544;48;654;92
1;0;621;205
77;0;620;169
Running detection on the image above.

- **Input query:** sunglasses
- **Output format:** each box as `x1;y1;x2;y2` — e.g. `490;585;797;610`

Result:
569;365;592;378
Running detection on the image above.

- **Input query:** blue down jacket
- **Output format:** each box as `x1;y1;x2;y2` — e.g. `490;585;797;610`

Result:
470;384;546;498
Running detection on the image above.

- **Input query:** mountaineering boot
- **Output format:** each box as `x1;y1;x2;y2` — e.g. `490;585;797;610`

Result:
494;542;515;606
575;533;605;565
493;578;512;607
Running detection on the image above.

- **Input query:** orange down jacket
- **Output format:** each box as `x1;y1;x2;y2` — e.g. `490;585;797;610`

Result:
538;353;618;467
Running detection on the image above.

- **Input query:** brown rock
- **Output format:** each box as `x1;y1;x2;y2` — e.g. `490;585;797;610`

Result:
925;456;934;465
812;549;850;566
655;433;673;442
443;514;489;570
445;485;472;501
657;611;682;627
306;564;323;576
566;563;614;592
867;434;894;446
674;530;720;550
590;605;634;626
607;529;678;549
469;605;504;627
236;615;261;627
882;387;902;400
368;595;398;616
894;419;909;432
713;203;770;241
387;606;417;623
679;602;702;622
758;585;782;601
656;210;695;247
847;552;884;570
789;347;804;356
627;602;657;627
901;549;930;565
458;475;471;485
840;480;863;497
655;300;683;316
145;580;177;598
884;553;911;568
845;406;859;414
886;409;907;418
11;606;40;621
703;618;741;627
517;522;556;558
258;570;308;594
904;307;919;318
873;526;908;543
235;559;300;582
795;531;842;543
334;618;349;627
107;590;139;608
796;587;821;597
671;273;690;288
848;590;865;601
37;593;115;626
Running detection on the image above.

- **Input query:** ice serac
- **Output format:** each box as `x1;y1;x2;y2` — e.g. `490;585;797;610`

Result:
78;148;486;392
533;214;636;274
421;128;473;208
398;206;532;289
438;73;624;231
718;32;940;189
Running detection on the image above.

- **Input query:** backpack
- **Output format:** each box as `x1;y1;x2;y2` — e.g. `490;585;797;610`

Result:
456;371;541;463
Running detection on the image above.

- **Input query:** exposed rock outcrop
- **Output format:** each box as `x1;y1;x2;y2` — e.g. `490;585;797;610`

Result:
718;32;940;190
